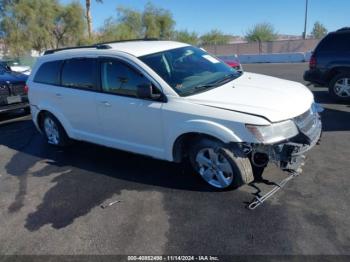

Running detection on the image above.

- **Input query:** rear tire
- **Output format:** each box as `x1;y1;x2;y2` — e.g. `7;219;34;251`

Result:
329;73;350;101
189;138;254;189
41;112;70;147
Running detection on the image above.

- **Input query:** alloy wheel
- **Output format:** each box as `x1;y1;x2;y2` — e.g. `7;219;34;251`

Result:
334;78;350;97
44;117;60;145
195;147;234;188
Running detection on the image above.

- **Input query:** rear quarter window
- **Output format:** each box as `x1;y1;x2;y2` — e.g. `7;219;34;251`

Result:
33;60;62;85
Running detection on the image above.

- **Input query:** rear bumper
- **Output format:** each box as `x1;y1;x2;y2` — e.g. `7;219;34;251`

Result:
303;69;326;86
0;102;29;113
29;104;41;132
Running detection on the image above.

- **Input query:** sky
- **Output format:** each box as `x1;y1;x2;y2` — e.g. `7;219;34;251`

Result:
62;0;349;36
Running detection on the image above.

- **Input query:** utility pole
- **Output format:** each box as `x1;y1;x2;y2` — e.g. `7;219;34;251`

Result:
303;0;309;39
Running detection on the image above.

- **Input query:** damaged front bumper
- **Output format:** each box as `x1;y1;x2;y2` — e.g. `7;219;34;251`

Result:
245;107;322;173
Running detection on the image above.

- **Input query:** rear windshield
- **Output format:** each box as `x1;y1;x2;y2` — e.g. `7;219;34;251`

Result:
316;32;350;53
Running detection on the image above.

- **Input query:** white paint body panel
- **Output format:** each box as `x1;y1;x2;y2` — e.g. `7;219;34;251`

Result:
187;72;314;122
27;41;314;162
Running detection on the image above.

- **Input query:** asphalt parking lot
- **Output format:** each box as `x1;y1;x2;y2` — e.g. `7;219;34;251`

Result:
0;63;349;256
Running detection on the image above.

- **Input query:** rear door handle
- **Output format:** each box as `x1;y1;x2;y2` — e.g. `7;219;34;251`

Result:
55;93;62;98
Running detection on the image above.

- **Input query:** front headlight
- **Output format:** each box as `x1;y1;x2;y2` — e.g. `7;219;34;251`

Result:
246;120;299;144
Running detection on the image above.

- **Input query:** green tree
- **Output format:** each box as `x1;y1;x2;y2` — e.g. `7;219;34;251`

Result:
0;0;86;56
117;6;143;38
143;2;175;39
173;30;199;45
98;3;175;41
200;29;230;45
98;17;119;42
26;0;60;52
245;22;277;53
311;21;327;39
1;0;32;56
85;0;102;38
53;2;86;48
98;17;137;42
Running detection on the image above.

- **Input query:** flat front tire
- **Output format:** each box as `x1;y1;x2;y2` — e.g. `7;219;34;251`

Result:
189;139;254;189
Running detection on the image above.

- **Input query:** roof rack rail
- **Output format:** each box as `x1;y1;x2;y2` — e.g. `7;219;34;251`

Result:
43;44;112;55
43;38;160;55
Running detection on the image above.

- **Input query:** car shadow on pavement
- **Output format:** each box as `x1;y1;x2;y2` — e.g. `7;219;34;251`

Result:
2;119;343;254
1;100;348;233
0;109;29;124
321;107;350;132
2;120;246;231
312;90;350;132
313;90;350;106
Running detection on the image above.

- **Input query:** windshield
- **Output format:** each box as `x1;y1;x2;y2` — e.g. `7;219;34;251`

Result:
140;46;241;96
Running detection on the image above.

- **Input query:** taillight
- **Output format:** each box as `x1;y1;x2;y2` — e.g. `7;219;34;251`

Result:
24;85;29;94
309;54;317;69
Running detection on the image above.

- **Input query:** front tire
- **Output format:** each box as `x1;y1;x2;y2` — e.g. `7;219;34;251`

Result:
329;73;350;101
189;138;254;189
41;113;70;147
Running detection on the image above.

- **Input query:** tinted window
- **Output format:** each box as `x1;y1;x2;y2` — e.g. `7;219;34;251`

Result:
100;60;145;97
316;32;350;52
34;60;62;85
61;58;96;89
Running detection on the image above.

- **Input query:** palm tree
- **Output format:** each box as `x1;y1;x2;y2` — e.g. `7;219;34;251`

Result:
85;0;103;38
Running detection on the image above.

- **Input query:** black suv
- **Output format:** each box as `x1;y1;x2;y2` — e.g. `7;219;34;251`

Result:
304;28;350;100
0;63;29;114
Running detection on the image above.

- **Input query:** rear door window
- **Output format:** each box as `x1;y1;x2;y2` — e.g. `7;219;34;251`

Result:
34;60;62;85
61;58;97;90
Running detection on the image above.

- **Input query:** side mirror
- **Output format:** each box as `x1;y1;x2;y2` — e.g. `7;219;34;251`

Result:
137;83;162;101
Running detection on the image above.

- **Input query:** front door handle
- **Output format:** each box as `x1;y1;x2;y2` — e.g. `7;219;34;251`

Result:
55;93;62;98
100;101;111;107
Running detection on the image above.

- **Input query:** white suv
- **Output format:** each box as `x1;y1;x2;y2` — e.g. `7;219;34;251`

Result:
27;40;322;189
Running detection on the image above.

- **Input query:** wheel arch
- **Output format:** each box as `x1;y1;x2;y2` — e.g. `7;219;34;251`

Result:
170;120;242;163
172;132;224;163
326;67;350;83
36;109;73;138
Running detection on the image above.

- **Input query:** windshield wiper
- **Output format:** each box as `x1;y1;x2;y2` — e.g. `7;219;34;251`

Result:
194;83;218;90
181;73;237;96
214;73;237;85
192;73;236;90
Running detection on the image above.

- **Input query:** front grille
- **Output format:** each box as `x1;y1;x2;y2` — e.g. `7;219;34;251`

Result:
294;106;321;142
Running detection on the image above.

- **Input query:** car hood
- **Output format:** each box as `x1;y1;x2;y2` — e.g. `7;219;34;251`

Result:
186;72;314;122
